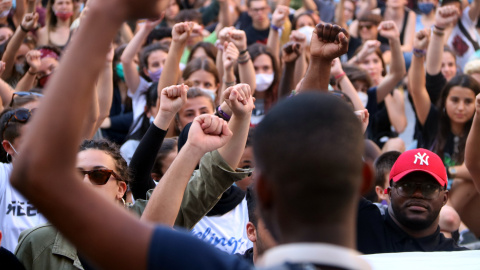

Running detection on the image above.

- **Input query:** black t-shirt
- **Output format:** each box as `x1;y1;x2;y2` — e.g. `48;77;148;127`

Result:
357;198;468;254
426;72;447;106
365;87;398;148
235;12;269;45
0;247;25;270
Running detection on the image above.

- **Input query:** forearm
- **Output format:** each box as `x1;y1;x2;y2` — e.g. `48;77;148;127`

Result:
278;62;296;98
356;0;376;18
466;112;480;191
238;56;256;94
267;28;281;65
339;75;365;110
0;77;14;107
121;28;149;92
82;80;100;139
299;58;331;92
384;94;407;133
218;0;231;28
15;71;36;92
119;23;134;43
293;53;307;89
1;27;27;80
388;37;406;80
426;31;444;75
217;113;251;169
14;0;26;25
157;42;185;107
130;124;168;200
141;143;204;225
220;68;235;103
94;62;114;132
302;0;317;11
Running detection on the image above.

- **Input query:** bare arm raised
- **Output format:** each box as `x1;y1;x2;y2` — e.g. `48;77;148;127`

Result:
9;0;166;269
465;94;480;193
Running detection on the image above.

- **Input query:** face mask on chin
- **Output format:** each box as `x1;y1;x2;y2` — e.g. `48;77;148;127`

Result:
255;73;274;92
38;74;51;88
418;2;435;15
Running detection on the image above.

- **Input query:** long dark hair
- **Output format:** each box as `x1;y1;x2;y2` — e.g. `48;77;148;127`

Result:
434;75;480;163
245;43;279;111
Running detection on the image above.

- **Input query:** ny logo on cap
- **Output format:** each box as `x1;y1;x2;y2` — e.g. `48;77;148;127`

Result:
414;152;429;166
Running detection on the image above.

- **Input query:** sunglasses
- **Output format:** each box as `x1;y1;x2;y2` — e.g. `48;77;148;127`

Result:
3;108;34;138
359;24;374;30
9;92;43;107
78;169;122;185
393;182;444;199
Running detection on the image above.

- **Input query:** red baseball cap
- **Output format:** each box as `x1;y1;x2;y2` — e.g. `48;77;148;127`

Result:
389;149;448;187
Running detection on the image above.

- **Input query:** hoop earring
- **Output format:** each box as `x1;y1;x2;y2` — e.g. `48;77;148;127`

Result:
6;153;11;163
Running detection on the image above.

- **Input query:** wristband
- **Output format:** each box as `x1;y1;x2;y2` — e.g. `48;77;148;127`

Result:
217;105;231;121
413;48;426;58
20;25;29;33
27;69;37;76
432;28;444;36
334;72;346;80
434;25;445;31
239;49;248;55
270;24;283;31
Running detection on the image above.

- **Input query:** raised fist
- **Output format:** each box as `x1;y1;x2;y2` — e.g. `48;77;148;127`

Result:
310;23;349;61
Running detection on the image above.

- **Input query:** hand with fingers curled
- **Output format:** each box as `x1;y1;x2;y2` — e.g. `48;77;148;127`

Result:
413;29;430;51
272;5;289;28
26;50;41;74
172;22;194;43
330;58;344;78
223;42;240;71
222;83;254;119
282;42;301;63
378;21;400;40
160;84;188;116
144;15;164;31
356;40;380;62
310;23;349;62
289;30;307;50
187;114;233;153
21;12;39;32
435;6;460;29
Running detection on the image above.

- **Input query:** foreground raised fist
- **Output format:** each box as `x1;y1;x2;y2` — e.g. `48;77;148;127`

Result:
310;23;349;61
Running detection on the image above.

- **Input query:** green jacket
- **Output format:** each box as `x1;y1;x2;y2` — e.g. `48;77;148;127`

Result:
14;150;251;270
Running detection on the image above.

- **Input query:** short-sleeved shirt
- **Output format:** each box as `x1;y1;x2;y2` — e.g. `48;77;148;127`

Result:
447;6;479;70
365;87;398;148
235;12;269;45
0;163;47;252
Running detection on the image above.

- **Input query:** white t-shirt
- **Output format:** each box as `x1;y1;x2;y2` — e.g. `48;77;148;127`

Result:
128;77;152;135
120;139;140;165
191;198;253;255
0;163;47;252
447;6;479;70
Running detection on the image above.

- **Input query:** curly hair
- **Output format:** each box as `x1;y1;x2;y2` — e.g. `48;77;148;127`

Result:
79;139;131;183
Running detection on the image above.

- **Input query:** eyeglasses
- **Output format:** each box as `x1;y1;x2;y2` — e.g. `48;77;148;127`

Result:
250;6;267;13
393;182;445;199
3;108;34;138
359;24;374;30
9;92;43;107
78;169;122;185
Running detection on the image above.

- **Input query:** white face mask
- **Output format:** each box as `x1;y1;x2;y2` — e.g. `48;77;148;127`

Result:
199;88;217;102
255;73;274;92
358;91;368;107
149;116;155;124
297;26;314;45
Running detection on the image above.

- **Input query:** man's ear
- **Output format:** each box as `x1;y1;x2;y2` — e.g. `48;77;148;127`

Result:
255;171;273;211
375;186;388;201
360;161;374;196
443;190;449;206
246;222;257;243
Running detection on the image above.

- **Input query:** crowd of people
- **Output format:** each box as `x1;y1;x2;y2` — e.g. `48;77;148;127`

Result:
0;0;480;269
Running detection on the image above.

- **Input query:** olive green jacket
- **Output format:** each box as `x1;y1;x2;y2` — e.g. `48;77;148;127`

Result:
14;150;251;270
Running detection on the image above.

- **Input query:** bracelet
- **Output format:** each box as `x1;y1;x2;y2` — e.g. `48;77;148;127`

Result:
27;69;37;76
270;24;283;31
20;25;29;33
432;28;444;36
334;72;346;80
434;24;445;31
239;49;248;55
413;48;426;58
237;52;250;64
217;105;231;121
225;81;236;87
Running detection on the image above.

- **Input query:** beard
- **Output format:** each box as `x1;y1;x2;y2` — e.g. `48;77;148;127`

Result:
391;199;441;231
